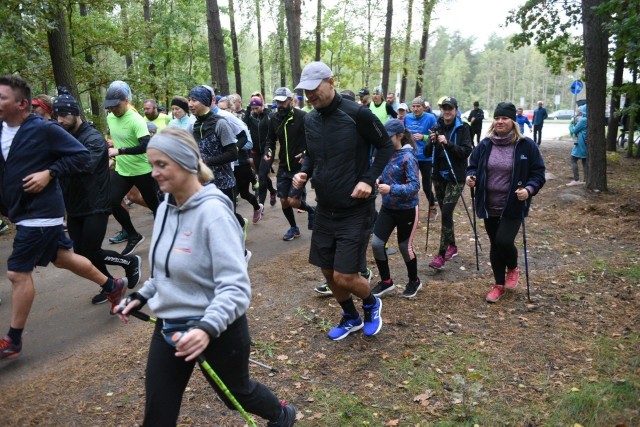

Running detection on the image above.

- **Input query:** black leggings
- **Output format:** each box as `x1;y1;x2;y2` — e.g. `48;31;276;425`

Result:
252;152;276;205
219;187;246;228
66;213;137;278
110;171;160;235
371;206;419;282
143;316;281;426
234;163;260;210
484;216;522;285
418;161;435;208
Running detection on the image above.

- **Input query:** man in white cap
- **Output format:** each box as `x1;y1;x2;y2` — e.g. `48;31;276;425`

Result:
292;61;394;341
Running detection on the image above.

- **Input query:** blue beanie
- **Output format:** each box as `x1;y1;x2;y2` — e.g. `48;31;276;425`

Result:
189;85;212;107
53;86;80;116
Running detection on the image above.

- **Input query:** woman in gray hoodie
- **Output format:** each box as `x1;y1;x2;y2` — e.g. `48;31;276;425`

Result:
116;127;295;426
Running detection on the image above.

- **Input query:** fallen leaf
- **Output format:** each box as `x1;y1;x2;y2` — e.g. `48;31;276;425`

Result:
386;419;400;426
277;355;289;361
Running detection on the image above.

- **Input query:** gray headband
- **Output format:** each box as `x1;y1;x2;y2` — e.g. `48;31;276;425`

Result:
147;133;200;174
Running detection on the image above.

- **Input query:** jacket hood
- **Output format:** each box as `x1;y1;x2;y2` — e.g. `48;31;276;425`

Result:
580;105;587;116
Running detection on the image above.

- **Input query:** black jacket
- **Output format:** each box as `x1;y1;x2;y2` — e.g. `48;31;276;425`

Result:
423;116;473;183
61;121;111;217
467;136;546;219
301;92;393;211
265;107;307;172
245;109;271;155
468;108;484;130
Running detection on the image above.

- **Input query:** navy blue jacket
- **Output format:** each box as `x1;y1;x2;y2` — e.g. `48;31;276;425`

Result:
0;114;90;223
466;136;545;219
423;116;473;183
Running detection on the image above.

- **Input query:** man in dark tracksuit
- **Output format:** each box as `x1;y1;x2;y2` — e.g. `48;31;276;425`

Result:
54;89;142;305
468;101;484;145
264;87;315;241
293;62;394;341
245;97;277;206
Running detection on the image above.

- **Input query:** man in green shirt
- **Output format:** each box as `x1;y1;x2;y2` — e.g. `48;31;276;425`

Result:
143;99;171;131
104;81;159;258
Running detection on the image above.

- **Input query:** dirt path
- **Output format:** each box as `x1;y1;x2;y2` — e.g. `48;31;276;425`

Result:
0;136;638;426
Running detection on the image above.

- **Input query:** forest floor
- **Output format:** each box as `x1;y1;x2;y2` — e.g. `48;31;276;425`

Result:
0;138;639;426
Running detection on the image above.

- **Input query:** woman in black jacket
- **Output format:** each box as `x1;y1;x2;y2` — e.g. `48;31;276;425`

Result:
423;97;473;270
466;102;545;303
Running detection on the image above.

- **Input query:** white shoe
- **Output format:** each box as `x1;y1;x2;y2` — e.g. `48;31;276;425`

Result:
566;180;583;187
245;249;252;264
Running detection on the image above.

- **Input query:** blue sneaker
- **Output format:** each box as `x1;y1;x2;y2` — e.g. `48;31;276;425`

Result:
327;314;363;340
109;230;129;244
363;297;382;336
283;226;300;241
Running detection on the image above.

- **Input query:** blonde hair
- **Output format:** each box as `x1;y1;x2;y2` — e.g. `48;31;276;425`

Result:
485;119;524;143
156;127;214;183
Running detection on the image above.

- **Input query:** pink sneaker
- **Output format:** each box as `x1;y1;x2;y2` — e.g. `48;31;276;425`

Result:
252;203;264;224
505;267;520;290
444;244;458;261
429;255;445;270
486;285;505;303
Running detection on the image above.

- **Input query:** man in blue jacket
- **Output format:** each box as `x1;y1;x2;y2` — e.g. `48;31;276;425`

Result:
0;76;127;359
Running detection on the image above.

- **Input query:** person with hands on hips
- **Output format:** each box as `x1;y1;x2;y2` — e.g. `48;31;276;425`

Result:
423;97;473;271
117;127;296;427
466;102;546;303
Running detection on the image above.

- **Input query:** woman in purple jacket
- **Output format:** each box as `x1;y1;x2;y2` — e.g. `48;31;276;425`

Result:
466;102;546;303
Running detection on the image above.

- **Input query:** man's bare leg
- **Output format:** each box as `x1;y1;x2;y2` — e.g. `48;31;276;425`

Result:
6;271;35;329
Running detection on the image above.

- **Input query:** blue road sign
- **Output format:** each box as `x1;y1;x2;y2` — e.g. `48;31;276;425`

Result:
570;80;583;95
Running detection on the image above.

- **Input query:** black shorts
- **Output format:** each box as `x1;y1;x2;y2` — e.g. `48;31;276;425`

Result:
276;168;303;199
8;225;73;272
309;202;375;274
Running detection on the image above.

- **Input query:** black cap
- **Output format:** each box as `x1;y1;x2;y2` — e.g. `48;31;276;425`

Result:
493;102;517;122
440;97;458;109
358;88;370;97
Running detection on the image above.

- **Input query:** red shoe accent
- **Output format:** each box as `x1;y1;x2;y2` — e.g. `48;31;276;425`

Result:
505;267;520;290
486;285;505;303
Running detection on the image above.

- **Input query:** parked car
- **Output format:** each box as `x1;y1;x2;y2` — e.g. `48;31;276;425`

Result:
523;110;534;121
548;109;574;120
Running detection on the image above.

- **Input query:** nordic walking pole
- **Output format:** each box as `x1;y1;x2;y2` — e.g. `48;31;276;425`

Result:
520;196;531;302
470;186;480;271
440;146;482;251
115;308;258;427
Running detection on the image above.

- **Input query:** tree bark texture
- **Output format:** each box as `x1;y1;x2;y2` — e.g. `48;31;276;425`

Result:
415;0;435;97
401;0;414;102
315;0;322;61
285;0;302;94
255;0;266;96
606;54;625;152
228;0;242;96
205;0;229;94
582;0;608;191
381;0;393;95
79;3;102;128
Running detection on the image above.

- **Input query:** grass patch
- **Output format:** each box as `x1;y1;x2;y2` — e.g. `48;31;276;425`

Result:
547;334;640;426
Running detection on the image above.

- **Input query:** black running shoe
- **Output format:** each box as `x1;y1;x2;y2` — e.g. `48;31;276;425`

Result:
126;255;142;289
121;234;145;256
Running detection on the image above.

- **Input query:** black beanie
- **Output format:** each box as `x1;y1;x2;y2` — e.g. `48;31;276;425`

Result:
493;102;517;122
53;86;80;116
171;96;189;114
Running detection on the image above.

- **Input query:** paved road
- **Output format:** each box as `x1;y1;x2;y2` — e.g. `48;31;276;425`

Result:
0;191;311;385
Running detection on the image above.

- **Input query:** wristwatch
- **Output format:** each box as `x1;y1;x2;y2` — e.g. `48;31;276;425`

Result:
48;169;57;178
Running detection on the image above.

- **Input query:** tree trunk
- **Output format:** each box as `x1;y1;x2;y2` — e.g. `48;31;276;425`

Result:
630;69;639;158
415;0;435;97
315;0;322;61
255;0;266;96
79;3;102;129
47;6;82;113
144;0;157;99
228;0;242;96
606;53;625;152
285;0;302;94
381;0;393;95
278;1;286;87
400;0;414;102
365;0;373;88
205;0;230;94
582;0;609;191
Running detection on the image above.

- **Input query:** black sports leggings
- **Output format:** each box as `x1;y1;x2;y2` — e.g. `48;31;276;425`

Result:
219;187;246;228
110;171;160;235
371;206;419;282
66;213;135;278
234;163;260;210
483;216;522;285
143;316;281;426
418;161;435;208
252;152;276;205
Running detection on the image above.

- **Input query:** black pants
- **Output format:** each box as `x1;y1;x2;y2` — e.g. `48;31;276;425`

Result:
219;187;246;228
533;124;543;145
372;206;419;282
470;127;482;145
418;161;435;208
252;152;276;205
484;216;521;285
110;171;160;235
66;213;135;278
234;163;260;210
143;316;281;426
433;179;462;256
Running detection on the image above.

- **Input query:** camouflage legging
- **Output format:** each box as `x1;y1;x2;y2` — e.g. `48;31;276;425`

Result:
432;179;463;256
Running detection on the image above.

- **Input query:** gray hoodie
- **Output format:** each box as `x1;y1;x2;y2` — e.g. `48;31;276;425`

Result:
137;184;250;339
